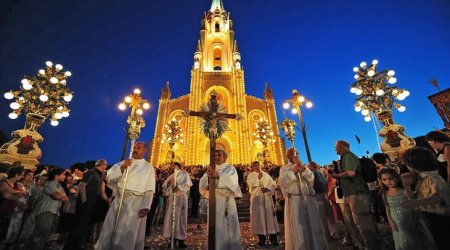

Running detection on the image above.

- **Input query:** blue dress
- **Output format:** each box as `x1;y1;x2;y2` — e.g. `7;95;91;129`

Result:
386;194;435;250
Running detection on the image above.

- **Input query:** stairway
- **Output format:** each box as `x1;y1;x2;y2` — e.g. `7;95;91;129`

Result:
237;192;250;222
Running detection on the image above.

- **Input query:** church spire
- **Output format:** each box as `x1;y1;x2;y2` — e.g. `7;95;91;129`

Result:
210;0;224;12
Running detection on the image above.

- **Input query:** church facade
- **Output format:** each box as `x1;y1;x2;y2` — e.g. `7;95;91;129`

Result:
149;0;285;167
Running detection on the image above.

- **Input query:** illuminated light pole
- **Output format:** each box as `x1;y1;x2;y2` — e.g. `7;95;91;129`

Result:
283;89;313;162
0;61;73;168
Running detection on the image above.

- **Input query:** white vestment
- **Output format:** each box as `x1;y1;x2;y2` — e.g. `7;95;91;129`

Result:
200;163;243;250
279;163;328;250
96;159;155;250
162;169;192;240
247;171;279;235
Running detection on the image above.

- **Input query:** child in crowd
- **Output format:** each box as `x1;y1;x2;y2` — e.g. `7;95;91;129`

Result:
401;147;450;250
379;167;435;250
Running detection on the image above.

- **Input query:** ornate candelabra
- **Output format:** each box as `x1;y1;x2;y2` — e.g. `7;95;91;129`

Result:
118;88;150;160
162;117;184;163
283;89;313;162
253;118;275;163
0;61;74;168
350;59;415;160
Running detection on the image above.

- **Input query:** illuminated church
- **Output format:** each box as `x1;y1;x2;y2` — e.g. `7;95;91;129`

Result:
149;0;285;166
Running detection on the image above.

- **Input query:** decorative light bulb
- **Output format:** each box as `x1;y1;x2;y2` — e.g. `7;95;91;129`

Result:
291;109;298;114
51;120;59;126
392;89;398;94
46;61;53;67
39;69;45;75
350;87;357;93
354;106;362;112
55;64;63;70
376;89;385;96
4;92;14;100
8;113;18;119
22;82;32;90
361;109;369;116
372;59;378;65
306;101;313;108
360;62;367;68
63;95;72;102
388;77;397;84
298;96;305;102
398;106;406;112
39;94;49;102
387;70;395;76
62;111;70;117
367;70;375;77
355;89;363;95
118;103;126;110
136;108;143;115
353;67;359;72
397;94;406;101
143;102;150;110
21;79;29;85
283;102;290;109
10;102;20;110
55;113;63;119
125;96;132;103
50;77;58;84
58;106;64;110
64;71;72;77
364;116;371;122
403;90;410;97
134;88;141;94
354;74;359;80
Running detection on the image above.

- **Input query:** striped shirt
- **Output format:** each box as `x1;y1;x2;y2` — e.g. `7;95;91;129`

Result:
34;180;66;215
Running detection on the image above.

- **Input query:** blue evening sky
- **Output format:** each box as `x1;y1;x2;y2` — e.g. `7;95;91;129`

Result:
1;0;449;167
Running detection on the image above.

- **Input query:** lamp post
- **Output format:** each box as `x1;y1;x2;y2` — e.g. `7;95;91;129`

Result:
162;117;184;164
350;59;415;160
118;88;150;160
253;118;276;163
283;89;313;162
0;61;74;168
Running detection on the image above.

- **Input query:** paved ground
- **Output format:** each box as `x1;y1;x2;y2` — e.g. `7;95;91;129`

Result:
143;221;394;250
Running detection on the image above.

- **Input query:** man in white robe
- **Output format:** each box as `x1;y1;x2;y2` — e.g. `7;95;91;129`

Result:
96;142;155;250
279;148;328;250
162;162;192;248
247;161;279;246
200;149;243;250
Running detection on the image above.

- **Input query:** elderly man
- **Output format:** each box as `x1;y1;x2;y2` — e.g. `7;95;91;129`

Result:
96;142;155;250
279;148;328;250
247;161;279;246
331;140;379;250
200;148;242;250
162;162;192;248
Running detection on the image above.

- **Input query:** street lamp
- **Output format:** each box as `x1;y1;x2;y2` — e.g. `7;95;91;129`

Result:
283;89;313;162
0;61;74;168
162;117;184;163
118;88;150;160
253;118;276;163
350;59;415;160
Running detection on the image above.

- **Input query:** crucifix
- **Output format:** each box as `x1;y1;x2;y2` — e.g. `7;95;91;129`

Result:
185;91;241;250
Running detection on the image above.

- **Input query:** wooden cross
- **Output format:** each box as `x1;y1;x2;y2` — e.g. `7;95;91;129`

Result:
185;91;240;250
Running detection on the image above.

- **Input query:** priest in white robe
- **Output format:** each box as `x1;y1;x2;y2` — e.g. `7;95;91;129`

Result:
247;161;279;246
279;148;328;250
96;142;155;250
200;149;243;250
162;162;192;248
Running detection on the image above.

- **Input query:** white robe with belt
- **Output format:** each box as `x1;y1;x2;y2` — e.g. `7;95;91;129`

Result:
96;159;155;250
247;171;279;235
200;163;243;250
279;163;328;250
162;169;192;240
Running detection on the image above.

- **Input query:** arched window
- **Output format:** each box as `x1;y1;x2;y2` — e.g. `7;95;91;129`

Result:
215;23;220;32
213;47;222;71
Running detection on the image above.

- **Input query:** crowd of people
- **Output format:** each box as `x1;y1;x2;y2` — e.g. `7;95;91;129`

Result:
0;130;449;250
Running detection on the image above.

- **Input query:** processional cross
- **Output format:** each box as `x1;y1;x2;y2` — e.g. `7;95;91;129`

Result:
185;91;241;250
